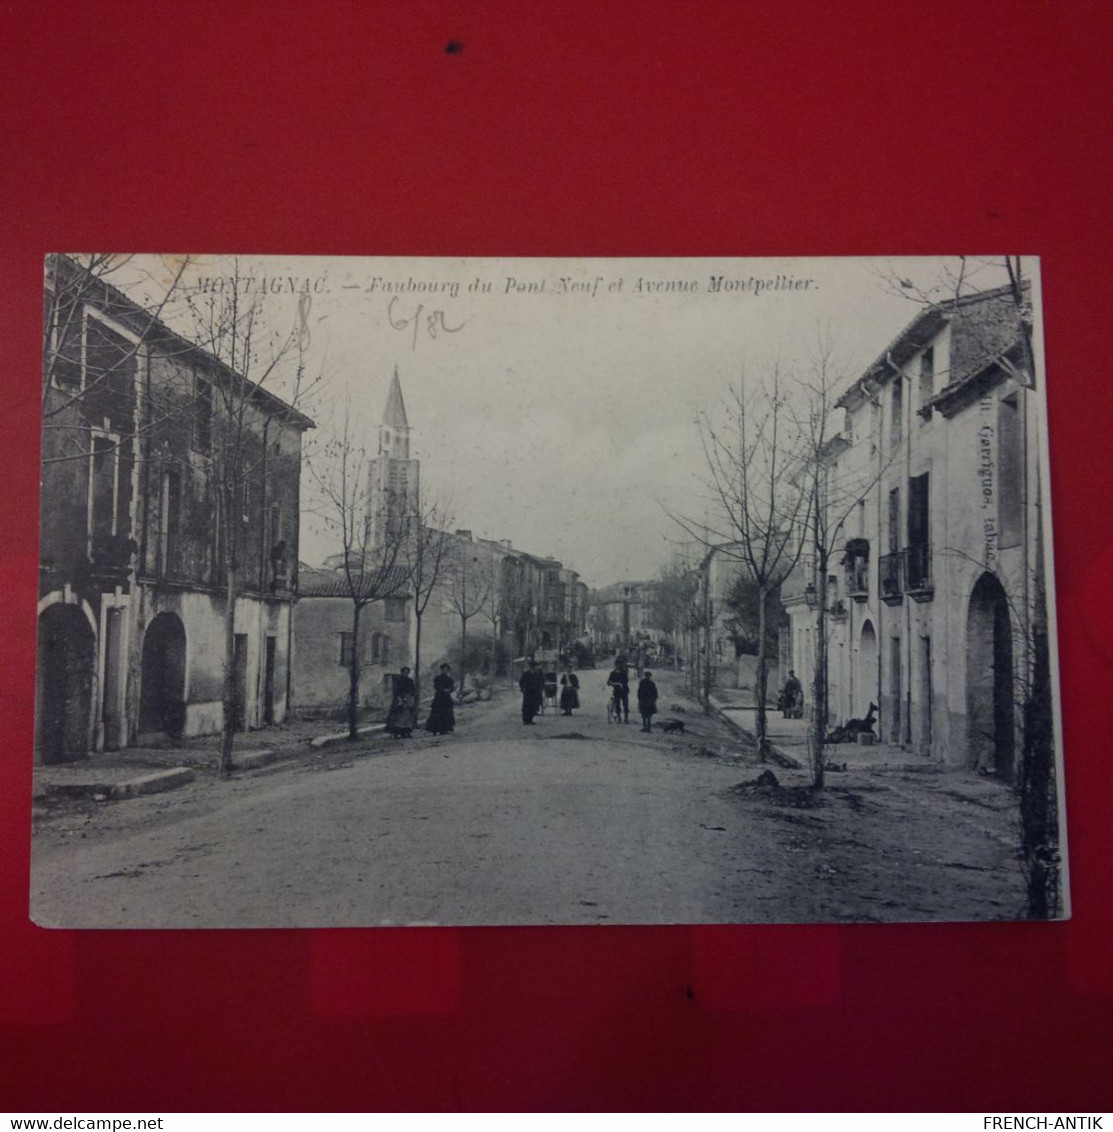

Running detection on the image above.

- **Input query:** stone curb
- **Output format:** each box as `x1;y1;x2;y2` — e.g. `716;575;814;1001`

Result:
229;749;281;772
708;700;804;771
43;766;196;801
110;767;196;798
309;724;387;749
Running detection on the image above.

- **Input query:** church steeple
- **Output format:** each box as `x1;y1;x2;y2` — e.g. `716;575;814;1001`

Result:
378;365;411;458
382;365;409;429
367;366;420;548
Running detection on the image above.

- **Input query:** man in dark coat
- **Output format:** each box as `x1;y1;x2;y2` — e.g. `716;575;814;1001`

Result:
637;670;659;732
519;661;544;725
782;669;803;719
607;661;630;723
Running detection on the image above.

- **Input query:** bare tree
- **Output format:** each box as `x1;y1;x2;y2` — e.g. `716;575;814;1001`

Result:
445;539;492;696
42;254;194;466
480;550;507;685
184;262;319;771
694;367;810;758
792;337;871;788
647;554;701;671
784;327;913;788
306;401;414;742
403;495;454;708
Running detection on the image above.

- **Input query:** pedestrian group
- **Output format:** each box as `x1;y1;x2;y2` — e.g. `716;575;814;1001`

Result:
383;655;669;741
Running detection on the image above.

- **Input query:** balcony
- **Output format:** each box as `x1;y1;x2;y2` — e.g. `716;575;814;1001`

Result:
904;543;934;602
87;533;138;587
879;551;903;606
844;537;870;603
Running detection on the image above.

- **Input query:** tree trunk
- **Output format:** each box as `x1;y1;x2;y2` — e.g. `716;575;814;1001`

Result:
755;584;769;761
459;615;468;696
413;611;424;708
220;561;238;778
347;603;362;740
808;554;828;789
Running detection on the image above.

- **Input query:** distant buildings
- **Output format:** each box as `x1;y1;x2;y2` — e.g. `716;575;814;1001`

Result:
36;255;313;762
587;581;663;659
781;283;1048;777
291;371;588;713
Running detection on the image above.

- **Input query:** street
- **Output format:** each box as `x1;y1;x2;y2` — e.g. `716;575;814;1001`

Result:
30;671;1027;928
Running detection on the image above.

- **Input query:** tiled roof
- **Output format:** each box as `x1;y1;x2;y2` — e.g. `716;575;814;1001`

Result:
298;563;410;598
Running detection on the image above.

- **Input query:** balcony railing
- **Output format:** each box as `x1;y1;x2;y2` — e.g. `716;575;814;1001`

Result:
904;543;934;601
844;538;870;602
879;551;903;605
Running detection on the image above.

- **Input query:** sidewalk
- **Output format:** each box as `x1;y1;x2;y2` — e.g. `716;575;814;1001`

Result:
708;691;940;773
32;715;387;803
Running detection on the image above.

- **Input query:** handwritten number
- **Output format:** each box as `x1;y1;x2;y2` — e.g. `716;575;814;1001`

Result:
388;296;465;351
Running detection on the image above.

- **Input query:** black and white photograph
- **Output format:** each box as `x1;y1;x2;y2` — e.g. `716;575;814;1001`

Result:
31;254;1067;927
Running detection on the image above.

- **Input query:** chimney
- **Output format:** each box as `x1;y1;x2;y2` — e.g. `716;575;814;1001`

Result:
455;529;473;541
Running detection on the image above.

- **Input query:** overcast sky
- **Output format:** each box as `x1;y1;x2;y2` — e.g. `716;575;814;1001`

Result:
111;254;1023;588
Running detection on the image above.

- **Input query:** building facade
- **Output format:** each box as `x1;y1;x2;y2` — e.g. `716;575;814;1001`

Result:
782;283;1048;777
290;566;410;716
36;255;313;763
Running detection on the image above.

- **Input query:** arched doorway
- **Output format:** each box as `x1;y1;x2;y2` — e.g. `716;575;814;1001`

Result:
140;612;187;737
36;603;96;764
858;619;878;713
966;573;1015;780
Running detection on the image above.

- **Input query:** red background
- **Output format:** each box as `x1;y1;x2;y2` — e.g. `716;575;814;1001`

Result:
2;0;1111;1111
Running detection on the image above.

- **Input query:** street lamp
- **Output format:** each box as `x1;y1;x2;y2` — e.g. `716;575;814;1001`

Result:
804;581;817;609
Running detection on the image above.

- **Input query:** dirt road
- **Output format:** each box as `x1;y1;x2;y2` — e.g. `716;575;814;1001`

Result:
30;672;1028;927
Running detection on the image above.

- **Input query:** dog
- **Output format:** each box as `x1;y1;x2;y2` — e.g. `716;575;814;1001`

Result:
658;718;685;734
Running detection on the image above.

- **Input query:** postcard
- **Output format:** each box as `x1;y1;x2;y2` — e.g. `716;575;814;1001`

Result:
31;254;1067;927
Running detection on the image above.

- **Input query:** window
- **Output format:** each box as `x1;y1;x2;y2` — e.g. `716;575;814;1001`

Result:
85;316;137;407
51;304;83;389
887;487;900;553
269;506;284;557
193;377;213;454
918;347;934;419
384;597;407;623
159;469;181;575
908;472;930;551
369;632;392;665
907;472;932;594
90;436;119;548
890;378;903;447
339;632;355;667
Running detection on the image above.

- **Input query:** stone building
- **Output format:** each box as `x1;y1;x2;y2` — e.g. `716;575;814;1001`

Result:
782;282;1050;776
36;255;313;762
290;565;409;717
587;581;664;659
293;370;587;703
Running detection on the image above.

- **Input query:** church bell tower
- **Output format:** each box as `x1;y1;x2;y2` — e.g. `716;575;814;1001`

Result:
367;366;420;548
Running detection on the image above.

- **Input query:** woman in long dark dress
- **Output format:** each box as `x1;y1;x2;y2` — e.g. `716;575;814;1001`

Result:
386;667;417;738
559;668;580;715
425;664;456;735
